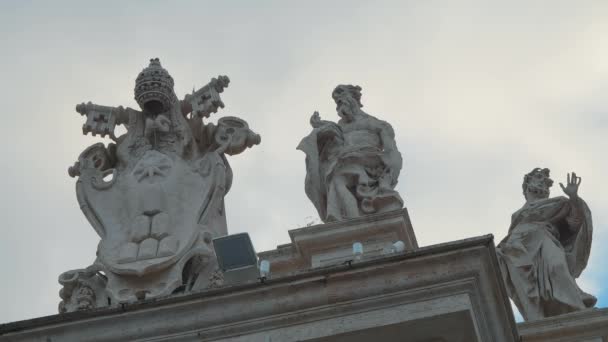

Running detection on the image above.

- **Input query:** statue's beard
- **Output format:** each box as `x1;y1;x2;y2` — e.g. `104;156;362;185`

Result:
526;183;550;199
338;104;356;121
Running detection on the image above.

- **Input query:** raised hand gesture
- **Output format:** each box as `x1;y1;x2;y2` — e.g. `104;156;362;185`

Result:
310;111;323;128
560;172;581;199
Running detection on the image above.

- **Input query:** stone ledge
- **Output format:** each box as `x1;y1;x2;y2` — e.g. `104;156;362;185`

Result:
518;307;608;342
0;235;517;342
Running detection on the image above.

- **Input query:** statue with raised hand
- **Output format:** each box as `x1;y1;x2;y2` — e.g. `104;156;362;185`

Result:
497;168;595;321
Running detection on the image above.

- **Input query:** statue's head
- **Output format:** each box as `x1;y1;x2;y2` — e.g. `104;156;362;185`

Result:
332;84;363;122
522;168;553;200
134;58;177;115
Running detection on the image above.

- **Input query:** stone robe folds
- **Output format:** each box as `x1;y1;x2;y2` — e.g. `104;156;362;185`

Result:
297;122;403;222
497;196;595;320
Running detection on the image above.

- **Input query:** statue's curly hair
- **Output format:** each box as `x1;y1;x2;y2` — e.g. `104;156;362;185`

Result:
522;168;553;196
332;84;363;108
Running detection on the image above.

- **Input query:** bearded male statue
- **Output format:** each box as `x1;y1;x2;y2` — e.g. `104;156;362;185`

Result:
497;168;596;321
298;85;403;222
58;59;260;313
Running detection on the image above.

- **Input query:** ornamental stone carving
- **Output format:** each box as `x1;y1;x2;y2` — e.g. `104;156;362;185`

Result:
497;168;596;321
61;59;260;312
298;85;403;222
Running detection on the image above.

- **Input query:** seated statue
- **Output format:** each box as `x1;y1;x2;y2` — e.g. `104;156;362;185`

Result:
497;168;596;321
298;85;403;222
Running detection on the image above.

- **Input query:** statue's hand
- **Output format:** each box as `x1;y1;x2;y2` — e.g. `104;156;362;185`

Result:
317;124;343;149
310;111;322;127
560;172;581;199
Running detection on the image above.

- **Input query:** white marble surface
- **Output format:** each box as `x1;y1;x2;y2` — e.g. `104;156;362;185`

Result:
60;59;260;311
497;169;595;321
298;85;403;223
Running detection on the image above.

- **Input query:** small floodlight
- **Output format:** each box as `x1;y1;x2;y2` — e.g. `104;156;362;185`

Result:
391;240;405;253
213;233;259;285
259;260;270;279
352;242;363;261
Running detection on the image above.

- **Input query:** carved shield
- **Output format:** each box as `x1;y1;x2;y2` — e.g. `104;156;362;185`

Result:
75;144;226;278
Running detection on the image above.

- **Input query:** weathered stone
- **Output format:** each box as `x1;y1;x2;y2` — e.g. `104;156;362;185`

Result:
257;209;417;277
57;266;108;314
59;59;261;311
497;168;595;321
117;242;138;264
138;238;159;260
0;235;519;342
298;85;403;223
157;236;179;257
151;212;170;240
138;183;165;216
130;215;151;243
519;308;608;341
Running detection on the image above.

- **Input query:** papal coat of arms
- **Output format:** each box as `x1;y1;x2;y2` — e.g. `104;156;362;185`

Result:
59;59;260;312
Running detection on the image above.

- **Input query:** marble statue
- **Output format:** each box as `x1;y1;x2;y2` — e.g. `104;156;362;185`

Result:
298;85;403;222
497;168;596;321
59;58;260;312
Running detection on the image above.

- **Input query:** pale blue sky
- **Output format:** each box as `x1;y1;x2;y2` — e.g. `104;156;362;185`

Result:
0;0;606;323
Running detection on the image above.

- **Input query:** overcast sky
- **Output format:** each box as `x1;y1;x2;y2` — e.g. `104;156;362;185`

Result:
0;0;606;323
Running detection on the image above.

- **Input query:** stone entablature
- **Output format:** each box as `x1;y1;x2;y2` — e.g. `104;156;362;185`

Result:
0;234;517;342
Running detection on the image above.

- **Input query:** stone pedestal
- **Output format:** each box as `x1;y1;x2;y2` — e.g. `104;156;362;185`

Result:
259;208;417;275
